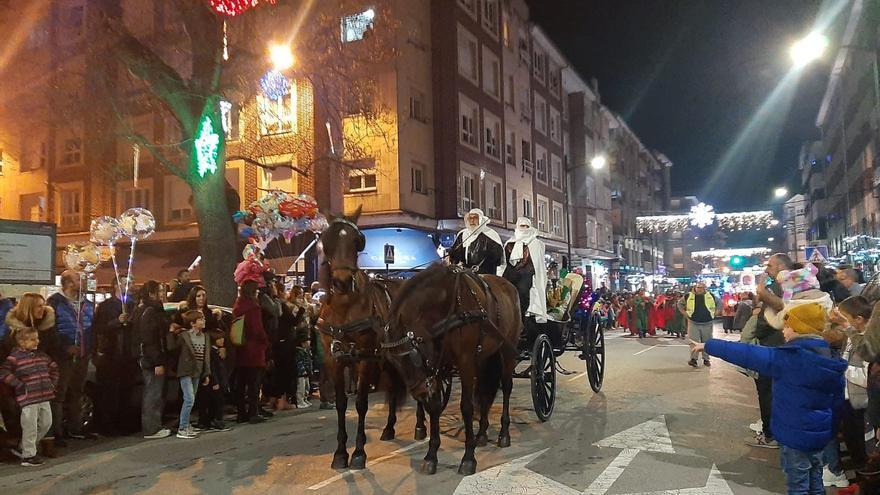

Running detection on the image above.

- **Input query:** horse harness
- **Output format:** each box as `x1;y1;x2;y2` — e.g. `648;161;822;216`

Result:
319;273;393;363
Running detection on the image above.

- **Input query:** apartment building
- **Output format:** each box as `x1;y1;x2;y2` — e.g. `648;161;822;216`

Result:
783;194;808;262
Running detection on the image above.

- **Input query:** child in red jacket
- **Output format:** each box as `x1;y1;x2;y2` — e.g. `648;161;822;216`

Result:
0;327;58;467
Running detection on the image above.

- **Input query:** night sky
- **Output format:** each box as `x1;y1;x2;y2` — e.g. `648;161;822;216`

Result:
527;0;834;212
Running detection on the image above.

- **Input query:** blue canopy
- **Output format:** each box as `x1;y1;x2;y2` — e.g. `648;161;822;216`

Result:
358;227;441;270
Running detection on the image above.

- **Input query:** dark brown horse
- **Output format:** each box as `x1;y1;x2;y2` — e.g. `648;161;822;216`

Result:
383;264;522;475
317;212;420;470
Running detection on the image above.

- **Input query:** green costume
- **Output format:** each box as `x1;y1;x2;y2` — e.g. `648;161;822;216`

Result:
632;295;648;331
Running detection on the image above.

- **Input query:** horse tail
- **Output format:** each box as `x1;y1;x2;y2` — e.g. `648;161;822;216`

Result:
478;351;503;407
384;365;408;412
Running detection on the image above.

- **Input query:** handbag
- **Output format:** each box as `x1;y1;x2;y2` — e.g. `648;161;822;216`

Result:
229;316;246;347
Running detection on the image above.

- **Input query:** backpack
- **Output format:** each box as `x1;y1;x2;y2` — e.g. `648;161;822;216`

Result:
229;316;246;347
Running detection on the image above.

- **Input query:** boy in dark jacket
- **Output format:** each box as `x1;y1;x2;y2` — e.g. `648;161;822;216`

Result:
196;335;232;432
0;328;59;466
692;302;847;494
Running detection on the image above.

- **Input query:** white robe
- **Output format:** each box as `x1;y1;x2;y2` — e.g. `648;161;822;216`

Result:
504;237;548;323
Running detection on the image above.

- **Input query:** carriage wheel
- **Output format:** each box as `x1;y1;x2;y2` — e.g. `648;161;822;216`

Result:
585;314;605;393
440;375;453;411
531;334;556;422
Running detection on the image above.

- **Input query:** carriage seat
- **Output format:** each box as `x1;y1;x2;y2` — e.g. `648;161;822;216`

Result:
546;273;585;323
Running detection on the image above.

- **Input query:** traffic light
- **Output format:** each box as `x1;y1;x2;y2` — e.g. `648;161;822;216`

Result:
730;255;746;268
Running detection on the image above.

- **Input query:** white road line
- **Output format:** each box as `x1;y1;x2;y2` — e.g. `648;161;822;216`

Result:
633;345;658;356
306;439;428;490
568;371;588;382
583;448;641;494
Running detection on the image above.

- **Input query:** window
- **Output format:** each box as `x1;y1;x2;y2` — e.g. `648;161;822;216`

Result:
533;49;546;82
551;154;562;190
485;178;502;220
549;67;560;96
521;139;532;173
537;197;548;232
257;89;297;135
409;90;426;122
457;25;479;85
506;187;517;221
461;170;478;212
549;107;560;143
458;0;477;17
347;160;377;193
21;141;47;172
481;47;500;99
459;95;479;149
505;131;515;166
19;193;44;222
220;100;240;140
341;8;375;43
518;35;529;65
552;202;563;237
482;0;498;35
262;163;296;192
411;165;425;193
483;110;501;160
165;176;194;223
60;138;82;166
120;184;152;211
58;187;82;228
535;145;547;183
502;13;510;48
534;94;547;134
522;195;533;219
506;75;515;107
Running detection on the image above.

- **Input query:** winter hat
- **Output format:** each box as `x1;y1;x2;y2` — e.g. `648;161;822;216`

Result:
777;263;820;302
783;302;826;335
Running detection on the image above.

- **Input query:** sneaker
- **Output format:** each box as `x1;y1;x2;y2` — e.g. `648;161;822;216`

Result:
749;420;763;434
186;426;199;436
191;424;208;433
67;431;97;440
688;359;698;368
176;430;197;439
248;416;267;424
143;428;172;440
823;466;850;487
319;402;336;410
21;457;43;467
703;360;711;367
746;434;779;449
258;409;274;418
210;421;232;432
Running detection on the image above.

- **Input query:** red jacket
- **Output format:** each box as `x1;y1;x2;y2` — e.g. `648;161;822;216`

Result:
232;296;268;368
0;347;59;407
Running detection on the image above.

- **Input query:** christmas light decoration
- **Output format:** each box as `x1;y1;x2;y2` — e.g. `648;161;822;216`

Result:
209;0;275;16
260;70;290;101
715;211;776;230
194;113;220;178
690;247;771;260
689;202;715;229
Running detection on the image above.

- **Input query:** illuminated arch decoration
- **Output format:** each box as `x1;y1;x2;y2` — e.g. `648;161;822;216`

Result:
636;203;778;234
209;0;276;16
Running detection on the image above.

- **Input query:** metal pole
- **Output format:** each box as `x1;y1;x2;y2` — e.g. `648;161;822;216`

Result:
840;93;851;238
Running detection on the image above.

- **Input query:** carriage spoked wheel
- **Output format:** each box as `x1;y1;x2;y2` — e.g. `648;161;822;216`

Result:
439;375;453;412
530;334;556;422
585;314;605;393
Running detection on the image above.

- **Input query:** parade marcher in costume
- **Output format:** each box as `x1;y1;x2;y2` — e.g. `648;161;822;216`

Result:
633;289;649;338
449;208;504;275
502;217;548;323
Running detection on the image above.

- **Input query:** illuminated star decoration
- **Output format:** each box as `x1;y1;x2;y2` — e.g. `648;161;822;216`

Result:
689;202;716;229
195;113;220;177
209;0;276;16
260;70;291;101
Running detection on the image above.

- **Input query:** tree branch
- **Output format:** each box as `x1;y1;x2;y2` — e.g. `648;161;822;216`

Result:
227;154;310;177
130;133;191;183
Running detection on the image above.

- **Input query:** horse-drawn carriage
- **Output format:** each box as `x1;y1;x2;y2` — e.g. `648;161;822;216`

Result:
516;271;606;422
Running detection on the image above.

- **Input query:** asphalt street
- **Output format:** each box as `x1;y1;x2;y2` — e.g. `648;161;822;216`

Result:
0;324;796;494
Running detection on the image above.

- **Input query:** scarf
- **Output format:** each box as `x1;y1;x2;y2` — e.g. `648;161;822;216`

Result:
509;217;538;265
459;209;502;258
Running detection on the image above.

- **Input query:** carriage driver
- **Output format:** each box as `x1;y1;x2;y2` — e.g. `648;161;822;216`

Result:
502;217;548;323
449;208;504;275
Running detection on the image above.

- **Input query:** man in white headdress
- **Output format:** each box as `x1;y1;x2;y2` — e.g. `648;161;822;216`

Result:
449;208;504;275
503;217;548;323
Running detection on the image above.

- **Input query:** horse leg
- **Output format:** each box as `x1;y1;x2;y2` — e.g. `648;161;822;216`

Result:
381;369;398;441
498;350;515;448
331;365;350;469
458;366;478;475
350;367;370;470
414;400;427;440
421;396;442;475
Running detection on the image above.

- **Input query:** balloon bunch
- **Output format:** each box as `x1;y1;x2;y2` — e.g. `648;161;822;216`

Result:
89;208;156;304
233;191;328;250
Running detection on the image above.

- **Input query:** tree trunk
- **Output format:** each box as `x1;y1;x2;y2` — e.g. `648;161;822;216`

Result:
190;153;239;306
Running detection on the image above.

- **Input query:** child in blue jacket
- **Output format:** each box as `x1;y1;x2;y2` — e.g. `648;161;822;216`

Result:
692;302;846;495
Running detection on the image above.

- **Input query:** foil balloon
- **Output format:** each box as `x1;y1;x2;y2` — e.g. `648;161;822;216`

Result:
242;243;261;261
64;241;101;273
309;214;329;233
97;245;116;263
119;208;156;240
90;216;123;245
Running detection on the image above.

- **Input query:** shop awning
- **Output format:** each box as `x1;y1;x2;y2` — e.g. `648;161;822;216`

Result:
358;227;440;270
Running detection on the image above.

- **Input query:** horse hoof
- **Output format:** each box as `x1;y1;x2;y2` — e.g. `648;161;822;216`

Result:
458;459;477;476
421;459;437;475
380;429;396;441
497;435;511;448
476;434;488;447
350;453;367;470
414;427;427;441
331;453;349;470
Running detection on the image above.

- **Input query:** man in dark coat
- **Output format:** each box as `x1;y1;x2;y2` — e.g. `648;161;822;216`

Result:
93;277;137;435
449;208;504;275
133;280;174;439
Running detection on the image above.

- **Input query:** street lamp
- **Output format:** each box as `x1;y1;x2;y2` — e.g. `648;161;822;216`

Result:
590;155;608;170
269;43;295;71
790;32;829;68
774;186;789;198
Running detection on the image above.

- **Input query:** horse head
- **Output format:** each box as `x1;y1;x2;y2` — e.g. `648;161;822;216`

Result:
321;206;365;295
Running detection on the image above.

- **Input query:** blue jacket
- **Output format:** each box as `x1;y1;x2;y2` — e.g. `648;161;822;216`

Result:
705;337;847;451
0;298;13;340
47;292;94;357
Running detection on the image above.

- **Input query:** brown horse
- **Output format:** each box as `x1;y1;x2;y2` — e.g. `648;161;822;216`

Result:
317;212;420;470
383;263;522;475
